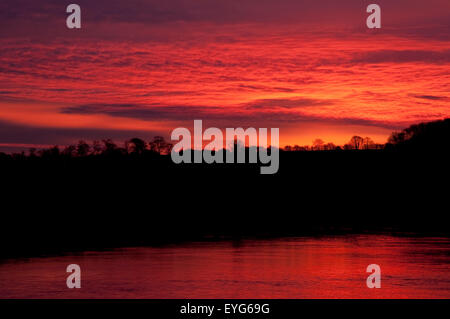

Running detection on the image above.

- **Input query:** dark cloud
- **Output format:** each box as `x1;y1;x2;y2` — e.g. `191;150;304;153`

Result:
320;117;403;130
60;102;400;131
140;91;199;97
61;98;335;121
1;0;449;41
237;84;296;93
350;49;450;64
0;120;161;152
244;97;335;109
413;95;448;101
61;103;226;120
0;0;361;24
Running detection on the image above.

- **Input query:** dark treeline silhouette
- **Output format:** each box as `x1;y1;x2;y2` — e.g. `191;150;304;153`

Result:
0;136;174;161
2;118;449;160
386;118;450;150
284;136;384;151
1;119;449;259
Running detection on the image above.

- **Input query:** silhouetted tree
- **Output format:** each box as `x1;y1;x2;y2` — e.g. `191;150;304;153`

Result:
77;140;90;157
0;152;10;160
388;118;450;150
149;136;172;154
63;145;77;157
363;137;375;150
92;140;102;155
12;152;26;160
128;138;147;155
28;148;37;158
39;146;60;159
102;139;117;155
313;139;325;151
3;119;446;162
388;131;405;145
343;144;353;150
349;136;364;150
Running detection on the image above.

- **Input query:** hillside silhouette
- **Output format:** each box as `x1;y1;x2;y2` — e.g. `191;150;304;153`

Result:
0;119;449;258
386;118;450;150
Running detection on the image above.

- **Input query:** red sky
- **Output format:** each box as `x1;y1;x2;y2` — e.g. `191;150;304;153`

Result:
0;0;449;151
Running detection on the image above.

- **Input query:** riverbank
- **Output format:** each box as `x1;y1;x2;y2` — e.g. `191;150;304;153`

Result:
1;149;448;259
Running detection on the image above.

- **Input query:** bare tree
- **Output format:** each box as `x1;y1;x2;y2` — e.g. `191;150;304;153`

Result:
343;144;353;150
362;137;375;150
313;139;325;151
349;136;364;150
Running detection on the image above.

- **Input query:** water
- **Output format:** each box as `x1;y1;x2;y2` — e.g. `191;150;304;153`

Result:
0;235;449;298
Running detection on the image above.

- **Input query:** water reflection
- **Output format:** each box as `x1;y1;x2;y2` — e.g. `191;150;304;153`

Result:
0;235;449;298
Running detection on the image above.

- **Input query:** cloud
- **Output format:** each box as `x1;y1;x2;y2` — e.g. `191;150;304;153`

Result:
1;0;449;42
237;84;296;93
348;50;450;65
0;119;161;150
413;95;448;101
244;97;336;109
0;1;449;150
61;103;226;120
61;100;337;122
59;102;403;131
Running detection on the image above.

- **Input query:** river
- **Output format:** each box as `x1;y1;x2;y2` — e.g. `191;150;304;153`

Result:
0;235;449;298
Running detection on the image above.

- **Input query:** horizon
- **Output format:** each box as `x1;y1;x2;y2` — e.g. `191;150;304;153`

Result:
0;116;447;154
0;130;394;155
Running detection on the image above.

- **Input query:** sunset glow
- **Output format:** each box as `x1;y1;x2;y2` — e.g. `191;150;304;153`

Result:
0;0;449;151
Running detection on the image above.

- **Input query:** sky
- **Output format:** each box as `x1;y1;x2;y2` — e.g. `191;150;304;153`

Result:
0;0;449;151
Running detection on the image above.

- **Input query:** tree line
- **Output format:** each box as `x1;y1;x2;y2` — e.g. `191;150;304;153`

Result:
0;136;173;160
284;136;385;152
1;118;448;160
284;118;450;152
